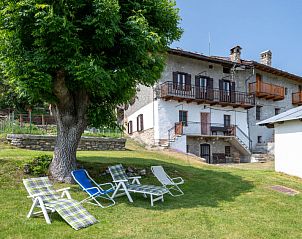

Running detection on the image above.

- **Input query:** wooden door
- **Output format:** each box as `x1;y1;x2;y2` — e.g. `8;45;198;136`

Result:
175;122;183;135
200;113;210;135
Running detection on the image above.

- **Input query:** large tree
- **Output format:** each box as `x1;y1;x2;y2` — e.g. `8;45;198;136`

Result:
0;0;182;182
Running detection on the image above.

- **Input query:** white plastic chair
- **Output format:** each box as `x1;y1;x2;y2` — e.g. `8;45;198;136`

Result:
151;166;184;196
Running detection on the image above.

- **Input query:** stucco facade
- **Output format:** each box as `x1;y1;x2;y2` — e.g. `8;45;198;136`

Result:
274;120;302;178
123;47;302;163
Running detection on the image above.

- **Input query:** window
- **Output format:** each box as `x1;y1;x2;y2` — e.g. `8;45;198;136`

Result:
209;65;213;69
275;108;281;115
224;115;231;127
196;77;207;89
177;73;186;86
225;146;231;157
137;114;144;132
173;72;191;91
257;136;262;144
179;110;188;126
223;67;231;74
222;80;231;92
299;85;302;91
186;145;189;153
285;87;288;95
127;121;133;134
256;106;262;120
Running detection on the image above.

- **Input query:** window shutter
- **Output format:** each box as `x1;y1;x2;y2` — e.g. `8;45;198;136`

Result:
185;74;191;91
195;76;200;98
207;78;214;100
231;82;236;103
128;121;133;134
173;72;178;83
219;80;224;101
172;72;178;90
137;116;139;131
219;79;223;90
140;115;144;131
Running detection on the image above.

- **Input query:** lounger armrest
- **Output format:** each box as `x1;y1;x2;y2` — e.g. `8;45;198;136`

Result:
56;187;71;192
129;176;141;184
113;179;128;183
171;177;184;184
98;182;115;189
84;186;100;191
128;176;141;179
27;192;53;198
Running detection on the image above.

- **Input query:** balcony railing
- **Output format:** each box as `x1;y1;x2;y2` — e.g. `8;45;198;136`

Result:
160;82;255;109
168;121;252;151
292;92;302;105
249;81;284;101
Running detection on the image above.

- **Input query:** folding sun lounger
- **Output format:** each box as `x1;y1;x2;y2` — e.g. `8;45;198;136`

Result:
71;169;115;208
151;166;184;196
108;164;169;206
23;177;98;230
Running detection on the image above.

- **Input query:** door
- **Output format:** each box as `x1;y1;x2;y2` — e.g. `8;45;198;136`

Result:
200;112;210;135
195;76;207;99
219;80;231;102
200;144;211;163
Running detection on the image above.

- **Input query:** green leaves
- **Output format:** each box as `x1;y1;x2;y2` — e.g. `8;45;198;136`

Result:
0;0;182;127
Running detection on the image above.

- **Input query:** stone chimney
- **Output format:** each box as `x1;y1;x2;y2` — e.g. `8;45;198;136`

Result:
260;50;272;66
230;45;242;62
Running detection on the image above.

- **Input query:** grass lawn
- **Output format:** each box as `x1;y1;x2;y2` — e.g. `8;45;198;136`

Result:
0;140;301;239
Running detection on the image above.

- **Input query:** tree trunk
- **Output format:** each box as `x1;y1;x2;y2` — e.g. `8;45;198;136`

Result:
49;70;89;183
49;114;85;183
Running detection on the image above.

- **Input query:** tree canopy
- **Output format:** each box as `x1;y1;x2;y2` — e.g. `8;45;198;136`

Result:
0;0;182;126
0;0;182;182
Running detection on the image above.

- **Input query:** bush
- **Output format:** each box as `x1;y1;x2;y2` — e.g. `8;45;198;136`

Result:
24;155;52;176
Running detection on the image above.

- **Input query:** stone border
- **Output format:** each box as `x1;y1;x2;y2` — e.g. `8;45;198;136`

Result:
6;134;126;151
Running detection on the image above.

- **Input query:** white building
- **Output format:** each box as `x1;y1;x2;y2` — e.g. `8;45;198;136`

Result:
258;106;302;178
123;46;302;164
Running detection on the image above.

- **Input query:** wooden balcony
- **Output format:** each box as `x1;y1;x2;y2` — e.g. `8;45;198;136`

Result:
160;81;255;109
249;81;284;101
292;92;302;105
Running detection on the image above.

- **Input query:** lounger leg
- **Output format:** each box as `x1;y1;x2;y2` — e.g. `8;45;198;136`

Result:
112;182;123;199
37;197;51;224
112;182;133;203
61;190;72;199
27;197;39;219
120;182;133;203
151;194;154;207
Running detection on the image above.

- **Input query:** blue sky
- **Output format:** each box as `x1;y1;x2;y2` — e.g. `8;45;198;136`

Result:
171;0;302;75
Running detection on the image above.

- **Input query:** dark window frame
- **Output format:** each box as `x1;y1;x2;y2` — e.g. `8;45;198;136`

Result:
128;121;133;134
256;105;262;121
275;108;281;115
137;114;144;132
225;146;231;157
195;76;208;89
179;110;188;126
173;72;190;91
224;114;231;127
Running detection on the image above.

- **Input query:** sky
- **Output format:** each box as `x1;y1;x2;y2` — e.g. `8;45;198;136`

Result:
171;0;302;76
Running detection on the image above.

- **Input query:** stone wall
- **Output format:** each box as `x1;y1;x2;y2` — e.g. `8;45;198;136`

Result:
6;134;126;151
129;128;154;146
186;136;241;163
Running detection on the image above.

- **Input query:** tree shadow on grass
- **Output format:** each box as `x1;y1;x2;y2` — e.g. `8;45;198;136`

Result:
75;156;254;210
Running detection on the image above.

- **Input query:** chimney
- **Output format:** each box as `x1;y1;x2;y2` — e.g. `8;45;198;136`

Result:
260;50;272;66
230;45;242;63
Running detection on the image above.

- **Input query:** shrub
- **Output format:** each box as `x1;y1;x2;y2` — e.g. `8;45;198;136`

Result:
24;155;52;176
